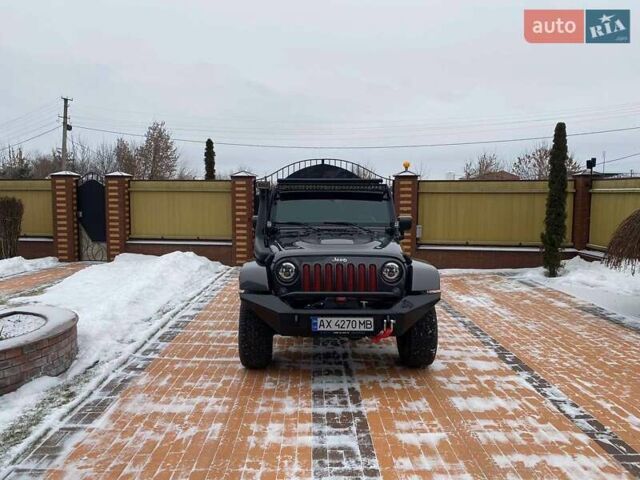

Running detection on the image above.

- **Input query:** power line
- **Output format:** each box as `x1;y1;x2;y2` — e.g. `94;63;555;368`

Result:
1;121;60;144
0;126;61;152
74;124;640;150
74;99;640;129
64;128;640;165
0;108;60;140
605;151;640;165
69;106;640;139
0;100;58;129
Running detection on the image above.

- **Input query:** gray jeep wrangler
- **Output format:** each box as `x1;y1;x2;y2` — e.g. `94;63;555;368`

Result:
238;175;440;368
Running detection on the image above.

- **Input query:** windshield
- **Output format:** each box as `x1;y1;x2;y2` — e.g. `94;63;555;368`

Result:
271;195;392;226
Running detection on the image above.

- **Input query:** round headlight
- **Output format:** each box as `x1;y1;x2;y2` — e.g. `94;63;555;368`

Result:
381;261;402;283
276;261;297;283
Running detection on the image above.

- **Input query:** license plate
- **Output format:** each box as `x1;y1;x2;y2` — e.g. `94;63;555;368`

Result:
311;317;374;332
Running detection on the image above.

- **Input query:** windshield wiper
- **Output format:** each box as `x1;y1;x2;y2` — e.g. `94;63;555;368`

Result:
320;221;376;234
273;221;320;232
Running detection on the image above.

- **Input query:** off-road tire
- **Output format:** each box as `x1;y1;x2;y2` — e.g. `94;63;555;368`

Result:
396;306;438;368
238;300;274;369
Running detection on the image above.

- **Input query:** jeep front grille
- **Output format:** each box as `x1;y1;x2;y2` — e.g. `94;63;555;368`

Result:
301;263;378;292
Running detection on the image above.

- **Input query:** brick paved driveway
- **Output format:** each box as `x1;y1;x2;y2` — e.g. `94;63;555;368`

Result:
4;271;640;479
0;263;86;299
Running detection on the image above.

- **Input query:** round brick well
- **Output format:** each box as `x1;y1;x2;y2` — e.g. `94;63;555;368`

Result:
0;306;78;395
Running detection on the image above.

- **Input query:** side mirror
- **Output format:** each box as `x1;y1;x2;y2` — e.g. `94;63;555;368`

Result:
252;215;258;228
398;215;412;233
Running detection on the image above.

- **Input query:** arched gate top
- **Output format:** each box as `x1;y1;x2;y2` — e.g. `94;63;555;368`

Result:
258;159;392;186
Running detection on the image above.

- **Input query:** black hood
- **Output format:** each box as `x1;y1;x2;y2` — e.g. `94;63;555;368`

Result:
270;238;405;263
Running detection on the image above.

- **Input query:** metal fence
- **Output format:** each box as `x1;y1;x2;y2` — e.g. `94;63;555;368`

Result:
417;180;575;246
129;180;232;240
589;178;640;250
0;180;53;237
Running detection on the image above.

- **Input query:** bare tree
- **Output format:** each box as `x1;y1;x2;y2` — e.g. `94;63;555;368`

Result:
30;149;62;178
413;161;429;179
134;121;178;179
0;146;32;179
68;138;94;175
463;152;505;179
114;138;137;176
353;160;378;180
90;142;118;176
512;143;581;180
175;164;197;180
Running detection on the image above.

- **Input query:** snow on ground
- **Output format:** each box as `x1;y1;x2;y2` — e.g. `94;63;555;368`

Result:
11;252;223;375
0;252;225;453
0;256;58;279
514;257;640;321
443;257;640;321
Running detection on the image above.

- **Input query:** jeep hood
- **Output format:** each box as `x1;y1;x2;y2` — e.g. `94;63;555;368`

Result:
270;239;405;261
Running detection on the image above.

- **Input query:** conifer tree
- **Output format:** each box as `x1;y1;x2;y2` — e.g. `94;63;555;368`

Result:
541;122;568;277
204;138;216;180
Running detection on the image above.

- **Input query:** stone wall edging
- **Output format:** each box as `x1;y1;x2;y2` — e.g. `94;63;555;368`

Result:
0;306;78;395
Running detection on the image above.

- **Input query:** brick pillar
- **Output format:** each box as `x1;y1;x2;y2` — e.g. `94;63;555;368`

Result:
572;174;593;251
393;170;419;257
105;172;132;261
231;172;256;265
50;171;80;262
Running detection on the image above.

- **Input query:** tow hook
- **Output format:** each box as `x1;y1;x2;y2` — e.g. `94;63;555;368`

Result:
372;317;395;344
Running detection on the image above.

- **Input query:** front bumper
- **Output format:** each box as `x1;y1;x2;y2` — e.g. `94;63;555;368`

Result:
240;292;440;337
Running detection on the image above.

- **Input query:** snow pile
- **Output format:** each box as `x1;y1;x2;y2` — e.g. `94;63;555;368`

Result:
0;252;225;451
0;256;58;279
14;252;224;372
515;257;640;319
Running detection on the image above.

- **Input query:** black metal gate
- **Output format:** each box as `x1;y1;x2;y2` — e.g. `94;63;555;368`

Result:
255;158;393;213
77;173;107;261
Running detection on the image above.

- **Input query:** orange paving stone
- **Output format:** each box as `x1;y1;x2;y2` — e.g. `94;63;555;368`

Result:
5;272;638;479
443;274;640;454
44;281;314;480
0;263;86;298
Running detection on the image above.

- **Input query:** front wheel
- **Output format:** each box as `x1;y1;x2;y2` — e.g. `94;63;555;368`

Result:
238;300;274;369
396;307;438;368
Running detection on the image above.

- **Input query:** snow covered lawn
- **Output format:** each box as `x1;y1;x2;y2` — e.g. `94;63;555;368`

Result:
0;256;58;279
0;252;226;464
513;257;640;321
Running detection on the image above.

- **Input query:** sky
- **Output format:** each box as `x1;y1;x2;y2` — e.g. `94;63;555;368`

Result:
1;0;639;179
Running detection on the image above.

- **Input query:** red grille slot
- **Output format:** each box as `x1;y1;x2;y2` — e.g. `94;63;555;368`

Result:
302;264;311;291
324;264;333;291
314;264;322;291
347;264;355;291
299;262;379;292
358;264;367;291
369;264;377;291
335;264;344;290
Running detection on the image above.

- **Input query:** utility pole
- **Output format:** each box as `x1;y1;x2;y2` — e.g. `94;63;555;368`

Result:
602;150;606;175
60;96;72;170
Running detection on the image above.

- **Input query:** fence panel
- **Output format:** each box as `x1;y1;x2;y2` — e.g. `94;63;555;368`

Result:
589;178;640;250
0;180;53;237
417;180;574;246
130;181;232;240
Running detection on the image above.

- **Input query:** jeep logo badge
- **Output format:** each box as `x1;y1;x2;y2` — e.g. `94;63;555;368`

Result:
331;257;348;263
